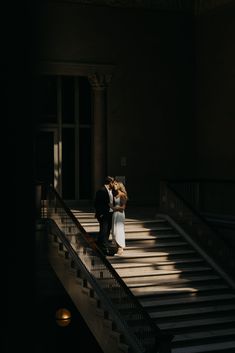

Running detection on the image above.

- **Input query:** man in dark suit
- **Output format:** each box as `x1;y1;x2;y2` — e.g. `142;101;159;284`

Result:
94;176;115;255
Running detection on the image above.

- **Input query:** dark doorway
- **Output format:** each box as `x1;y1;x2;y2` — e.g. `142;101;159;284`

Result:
35;75;92;201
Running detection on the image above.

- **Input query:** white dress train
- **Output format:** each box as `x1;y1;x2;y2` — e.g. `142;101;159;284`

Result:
111;197;126;248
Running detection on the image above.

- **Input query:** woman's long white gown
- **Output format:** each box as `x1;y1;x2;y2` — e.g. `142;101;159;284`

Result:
111;197;126;248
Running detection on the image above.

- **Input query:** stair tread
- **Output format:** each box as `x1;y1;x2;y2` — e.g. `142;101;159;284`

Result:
79;219;166;223
110;257;204;268
123;274;221;285
125;233;181;239
172;340;235;353
140;293;235;307
107;255;199;263
124;278;223;289
173;327;235;342
125;226;173;231
114;241;191;253
158;315;235;330
131;283;229;296
83;227;173;233
113;262;211;276
108;249;196;257
125;219;166;224
123;241;189;249
99;275;222;289
150;304;235;319
83;231;181;240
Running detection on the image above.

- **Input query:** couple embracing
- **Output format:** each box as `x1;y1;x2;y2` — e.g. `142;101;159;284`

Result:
94;176;128;256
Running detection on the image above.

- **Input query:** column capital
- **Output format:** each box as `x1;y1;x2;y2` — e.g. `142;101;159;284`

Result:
88;73;112;91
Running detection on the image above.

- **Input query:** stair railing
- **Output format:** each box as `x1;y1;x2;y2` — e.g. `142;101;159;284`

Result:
42;183;173;353
159;180;235;283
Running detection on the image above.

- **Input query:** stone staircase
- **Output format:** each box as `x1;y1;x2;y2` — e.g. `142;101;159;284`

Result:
71;208;235;353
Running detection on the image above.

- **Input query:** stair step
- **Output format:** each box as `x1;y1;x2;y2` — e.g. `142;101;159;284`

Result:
92;264;215;282
80;219;167;227
173;327;235;344
158;315;235;330
109;254;200;265
107;253;199;262
124;241;189;250
140;293;235;308
71;211;95;216
150;304;235;319
114;266;213;278
171;340;235;353
98;275;223;290
116;263;208;273
79;221;99;225
172;334;235;352
126;228;174;235
83;227;174;234
116;253;199;264
125;226;173;231
123;276;222;287
130;283;229;297
83;233;182;242
108;248;196;258
125;219;167;224
123;274;221;286
125;233;181;240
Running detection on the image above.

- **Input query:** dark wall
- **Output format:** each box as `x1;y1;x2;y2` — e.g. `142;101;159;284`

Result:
195;2;235;179
38;3;195;204
6;3;41;353
31;1;235;208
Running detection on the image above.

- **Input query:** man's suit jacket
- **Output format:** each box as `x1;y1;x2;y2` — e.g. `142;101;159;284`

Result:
94;186;112;218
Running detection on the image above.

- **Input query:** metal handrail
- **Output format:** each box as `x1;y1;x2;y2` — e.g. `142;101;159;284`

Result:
47;218;145;353
43;183;173;353
159;180;235;283
165;178;235;217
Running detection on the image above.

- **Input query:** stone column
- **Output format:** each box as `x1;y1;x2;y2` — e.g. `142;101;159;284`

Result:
88;73;112;195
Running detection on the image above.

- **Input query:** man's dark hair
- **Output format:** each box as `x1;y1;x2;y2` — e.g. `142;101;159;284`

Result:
104;176;114;185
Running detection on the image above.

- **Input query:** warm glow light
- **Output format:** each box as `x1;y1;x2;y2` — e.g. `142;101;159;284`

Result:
55;308;72;327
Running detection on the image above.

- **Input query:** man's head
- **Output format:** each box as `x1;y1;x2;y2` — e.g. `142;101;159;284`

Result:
104;176;114;189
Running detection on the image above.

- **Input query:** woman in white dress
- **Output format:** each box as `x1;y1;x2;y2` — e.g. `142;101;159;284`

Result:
109;181;128;256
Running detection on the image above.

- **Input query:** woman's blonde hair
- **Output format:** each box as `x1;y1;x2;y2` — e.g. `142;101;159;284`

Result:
116;181;128;200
